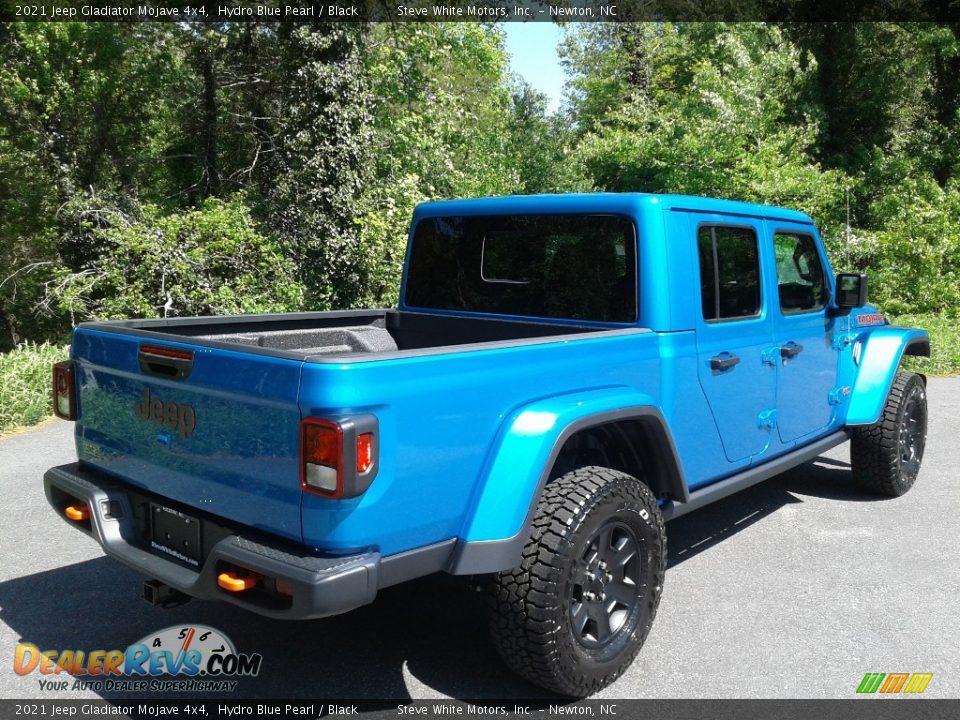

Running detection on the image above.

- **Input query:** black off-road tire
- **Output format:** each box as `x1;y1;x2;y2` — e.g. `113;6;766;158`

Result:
850;370;927;497
486;466;666;697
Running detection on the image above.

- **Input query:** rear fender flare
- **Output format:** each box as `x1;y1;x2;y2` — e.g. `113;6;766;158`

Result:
448;389;685;574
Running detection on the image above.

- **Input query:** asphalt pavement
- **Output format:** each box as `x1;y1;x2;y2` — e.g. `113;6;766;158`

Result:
1;378;958;702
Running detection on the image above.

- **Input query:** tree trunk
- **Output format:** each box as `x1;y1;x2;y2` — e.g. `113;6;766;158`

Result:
199;44;221;198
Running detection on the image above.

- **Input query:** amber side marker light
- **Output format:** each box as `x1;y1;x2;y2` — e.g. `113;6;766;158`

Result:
64;504;90;522
52;361;76;420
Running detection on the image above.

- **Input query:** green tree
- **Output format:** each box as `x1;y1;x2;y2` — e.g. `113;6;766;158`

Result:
266;24;376;310
508;78;589;194
356;23;522;305
0;23;188;348
567;24;848;225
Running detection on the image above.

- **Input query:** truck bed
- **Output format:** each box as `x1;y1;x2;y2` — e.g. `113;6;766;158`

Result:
82;309;619;361
68;307;652;553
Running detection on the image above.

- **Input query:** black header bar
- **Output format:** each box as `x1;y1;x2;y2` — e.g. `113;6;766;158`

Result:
0;699;958;719
5;0;960;23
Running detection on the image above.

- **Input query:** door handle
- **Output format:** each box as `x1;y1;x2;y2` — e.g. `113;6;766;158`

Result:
780;342;804;360
710;353;741;371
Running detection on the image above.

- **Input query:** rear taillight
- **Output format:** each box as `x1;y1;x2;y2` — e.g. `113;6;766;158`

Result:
302;419;343;496
52;361;76;420
300;416;379;498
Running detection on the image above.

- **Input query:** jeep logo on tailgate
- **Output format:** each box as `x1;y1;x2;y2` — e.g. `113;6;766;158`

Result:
135;387;196;439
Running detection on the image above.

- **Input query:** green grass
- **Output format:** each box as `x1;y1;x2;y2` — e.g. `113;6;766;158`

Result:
0;342;69;435
892;314;960;376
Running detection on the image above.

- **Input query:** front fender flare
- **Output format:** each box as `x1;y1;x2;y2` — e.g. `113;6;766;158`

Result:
447;388;684;574
846;327;930;426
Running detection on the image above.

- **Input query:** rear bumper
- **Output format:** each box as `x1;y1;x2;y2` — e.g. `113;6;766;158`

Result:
44;462;380;620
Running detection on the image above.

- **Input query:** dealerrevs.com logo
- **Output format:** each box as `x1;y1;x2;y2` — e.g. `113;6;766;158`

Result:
857;672;934;695
13;625;262;693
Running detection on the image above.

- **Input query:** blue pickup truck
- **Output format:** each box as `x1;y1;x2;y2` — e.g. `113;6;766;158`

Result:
45;193;929;696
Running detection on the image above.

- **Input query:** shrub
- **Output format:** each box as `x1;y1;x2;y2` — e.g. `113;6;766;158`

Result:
0;342;69;434
894;314;960;376
846;177;960;316
48;195;304;322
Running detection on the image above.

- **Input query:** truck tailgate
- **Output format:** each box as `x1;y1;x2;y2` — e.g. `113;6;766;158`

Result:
71;327;304;542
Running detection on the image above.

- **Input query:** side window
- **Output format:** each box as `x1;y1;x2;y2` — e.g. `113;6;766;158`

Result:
697;225;761;321
774;232;826;313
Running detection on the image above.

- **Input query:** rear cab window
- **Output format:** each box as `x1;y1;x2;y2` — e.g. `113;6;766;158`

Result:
405;214;638;323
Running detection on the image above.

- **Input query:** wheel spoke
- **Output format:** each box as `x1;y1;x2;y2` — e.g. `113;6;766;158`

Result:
606;580;638;606
582;545;599;568
571;601;590;636
597;525;615;555
590;604;612;641
612;541;637;569
902;458;920;479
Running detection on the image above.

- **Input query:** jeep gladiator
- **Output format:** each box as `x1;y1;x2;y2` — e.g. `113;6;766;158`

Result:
45;193;930;696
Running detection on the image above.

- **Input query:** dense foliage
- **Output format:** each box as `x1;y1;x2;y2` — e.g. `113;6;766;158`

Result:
49;195;302;320
0;22;541;345
1;21;959;361
561;23;960;317
0;342;68;434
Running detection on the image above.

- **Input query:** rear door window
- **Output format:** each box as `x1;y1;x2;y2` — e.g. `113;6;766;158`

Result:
697;225;762;321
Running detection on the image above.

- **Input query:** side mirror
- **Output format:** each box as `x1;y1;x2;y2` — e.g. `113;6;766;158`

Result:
835;272;868;309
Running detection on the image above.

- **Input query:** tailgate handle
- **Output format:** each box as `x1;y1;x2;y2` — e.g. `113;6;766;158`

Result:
139;345;194;380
